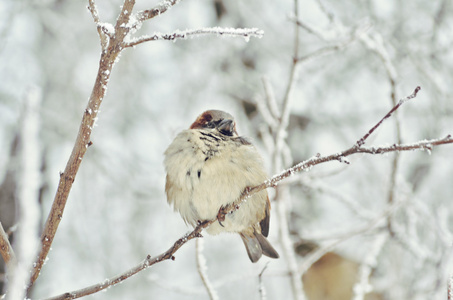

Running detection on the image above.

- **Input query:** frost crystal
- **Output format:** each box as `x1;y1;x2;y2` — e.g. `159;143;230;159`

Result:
129;27;264;44
99;22;115;36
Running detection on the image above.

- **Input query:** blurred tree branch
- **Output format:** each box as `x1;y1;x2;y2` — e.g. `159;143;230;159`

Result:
195;239;218;300
27;0;263;293
271;0;306;298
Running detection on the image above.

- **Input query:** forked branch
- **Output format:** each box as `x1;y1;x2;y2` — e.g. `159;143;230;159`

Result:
28;0;263;292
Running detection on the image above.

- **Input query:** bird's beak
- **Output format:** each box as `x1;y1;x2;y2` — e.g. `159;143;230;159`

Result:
218;119;235;136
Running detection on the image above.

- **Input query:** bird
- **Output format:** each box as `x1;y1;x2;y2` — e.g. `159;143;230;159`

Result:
164;109;279;262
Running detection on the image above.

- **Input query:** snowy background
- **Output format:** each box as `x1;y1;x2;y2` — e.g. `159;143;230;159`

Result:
0;0;452;299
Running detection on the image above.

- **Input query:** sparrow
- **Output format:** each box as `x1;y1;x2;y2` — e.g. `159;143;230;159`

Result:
164;110;279;262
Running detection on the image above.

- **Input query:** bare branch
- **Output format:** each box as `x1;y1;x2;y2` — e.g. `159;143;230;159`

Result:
295;21;370;63
28;0;129;289
87;0;109;49
124;27;264;47
135;0;183;22
41;132;452;299
87;0;100;24
359;28;403;237
292;17;329;41
0;222;16;267
114;0;136;38
261;77;280;120
356;86;421;147
44;224;208;300
226;133;451;219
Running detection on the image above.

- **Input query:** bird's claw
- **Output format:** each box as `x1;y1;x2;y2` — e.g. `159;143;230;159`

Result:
217;206;226;227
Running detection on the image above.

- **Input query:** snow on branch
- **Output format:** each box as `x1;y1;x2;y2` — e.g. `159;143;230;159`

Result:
87;0;109;49
135;0;183;22
238;133;452;210
125;27;264;47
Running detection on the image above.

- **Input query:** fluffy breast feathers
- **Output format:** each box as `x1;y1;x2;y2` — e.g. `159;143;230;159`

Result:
164;129;269;235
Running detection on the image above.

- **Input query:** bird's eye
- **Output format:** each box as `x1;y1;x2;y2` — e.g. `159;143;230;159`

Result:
205;121;215;128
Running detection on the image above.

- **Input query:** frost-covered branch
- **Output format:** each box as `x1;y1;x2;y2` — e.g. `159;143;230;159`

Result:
225;87;450;214
261;77;280;120
352;233;387;300
196;239;218;300
42;85;453;299
135;0;183;22
44;225;206;300
356;86;420;147
87;0;108;49
125;27;263;47
359;28;402;237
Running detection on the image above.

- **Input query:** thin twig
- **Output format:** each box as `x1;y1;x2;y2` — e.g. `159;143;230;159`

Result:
87;0;109;49
356;86;421;147
135;0;183;22
360;30;401;237
87;0;101;29
272;2;306;299
125;27;263;47
275;186;305;300
352;233;387;300
261;77;280;120
258;262;269;300
43;224;208;300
